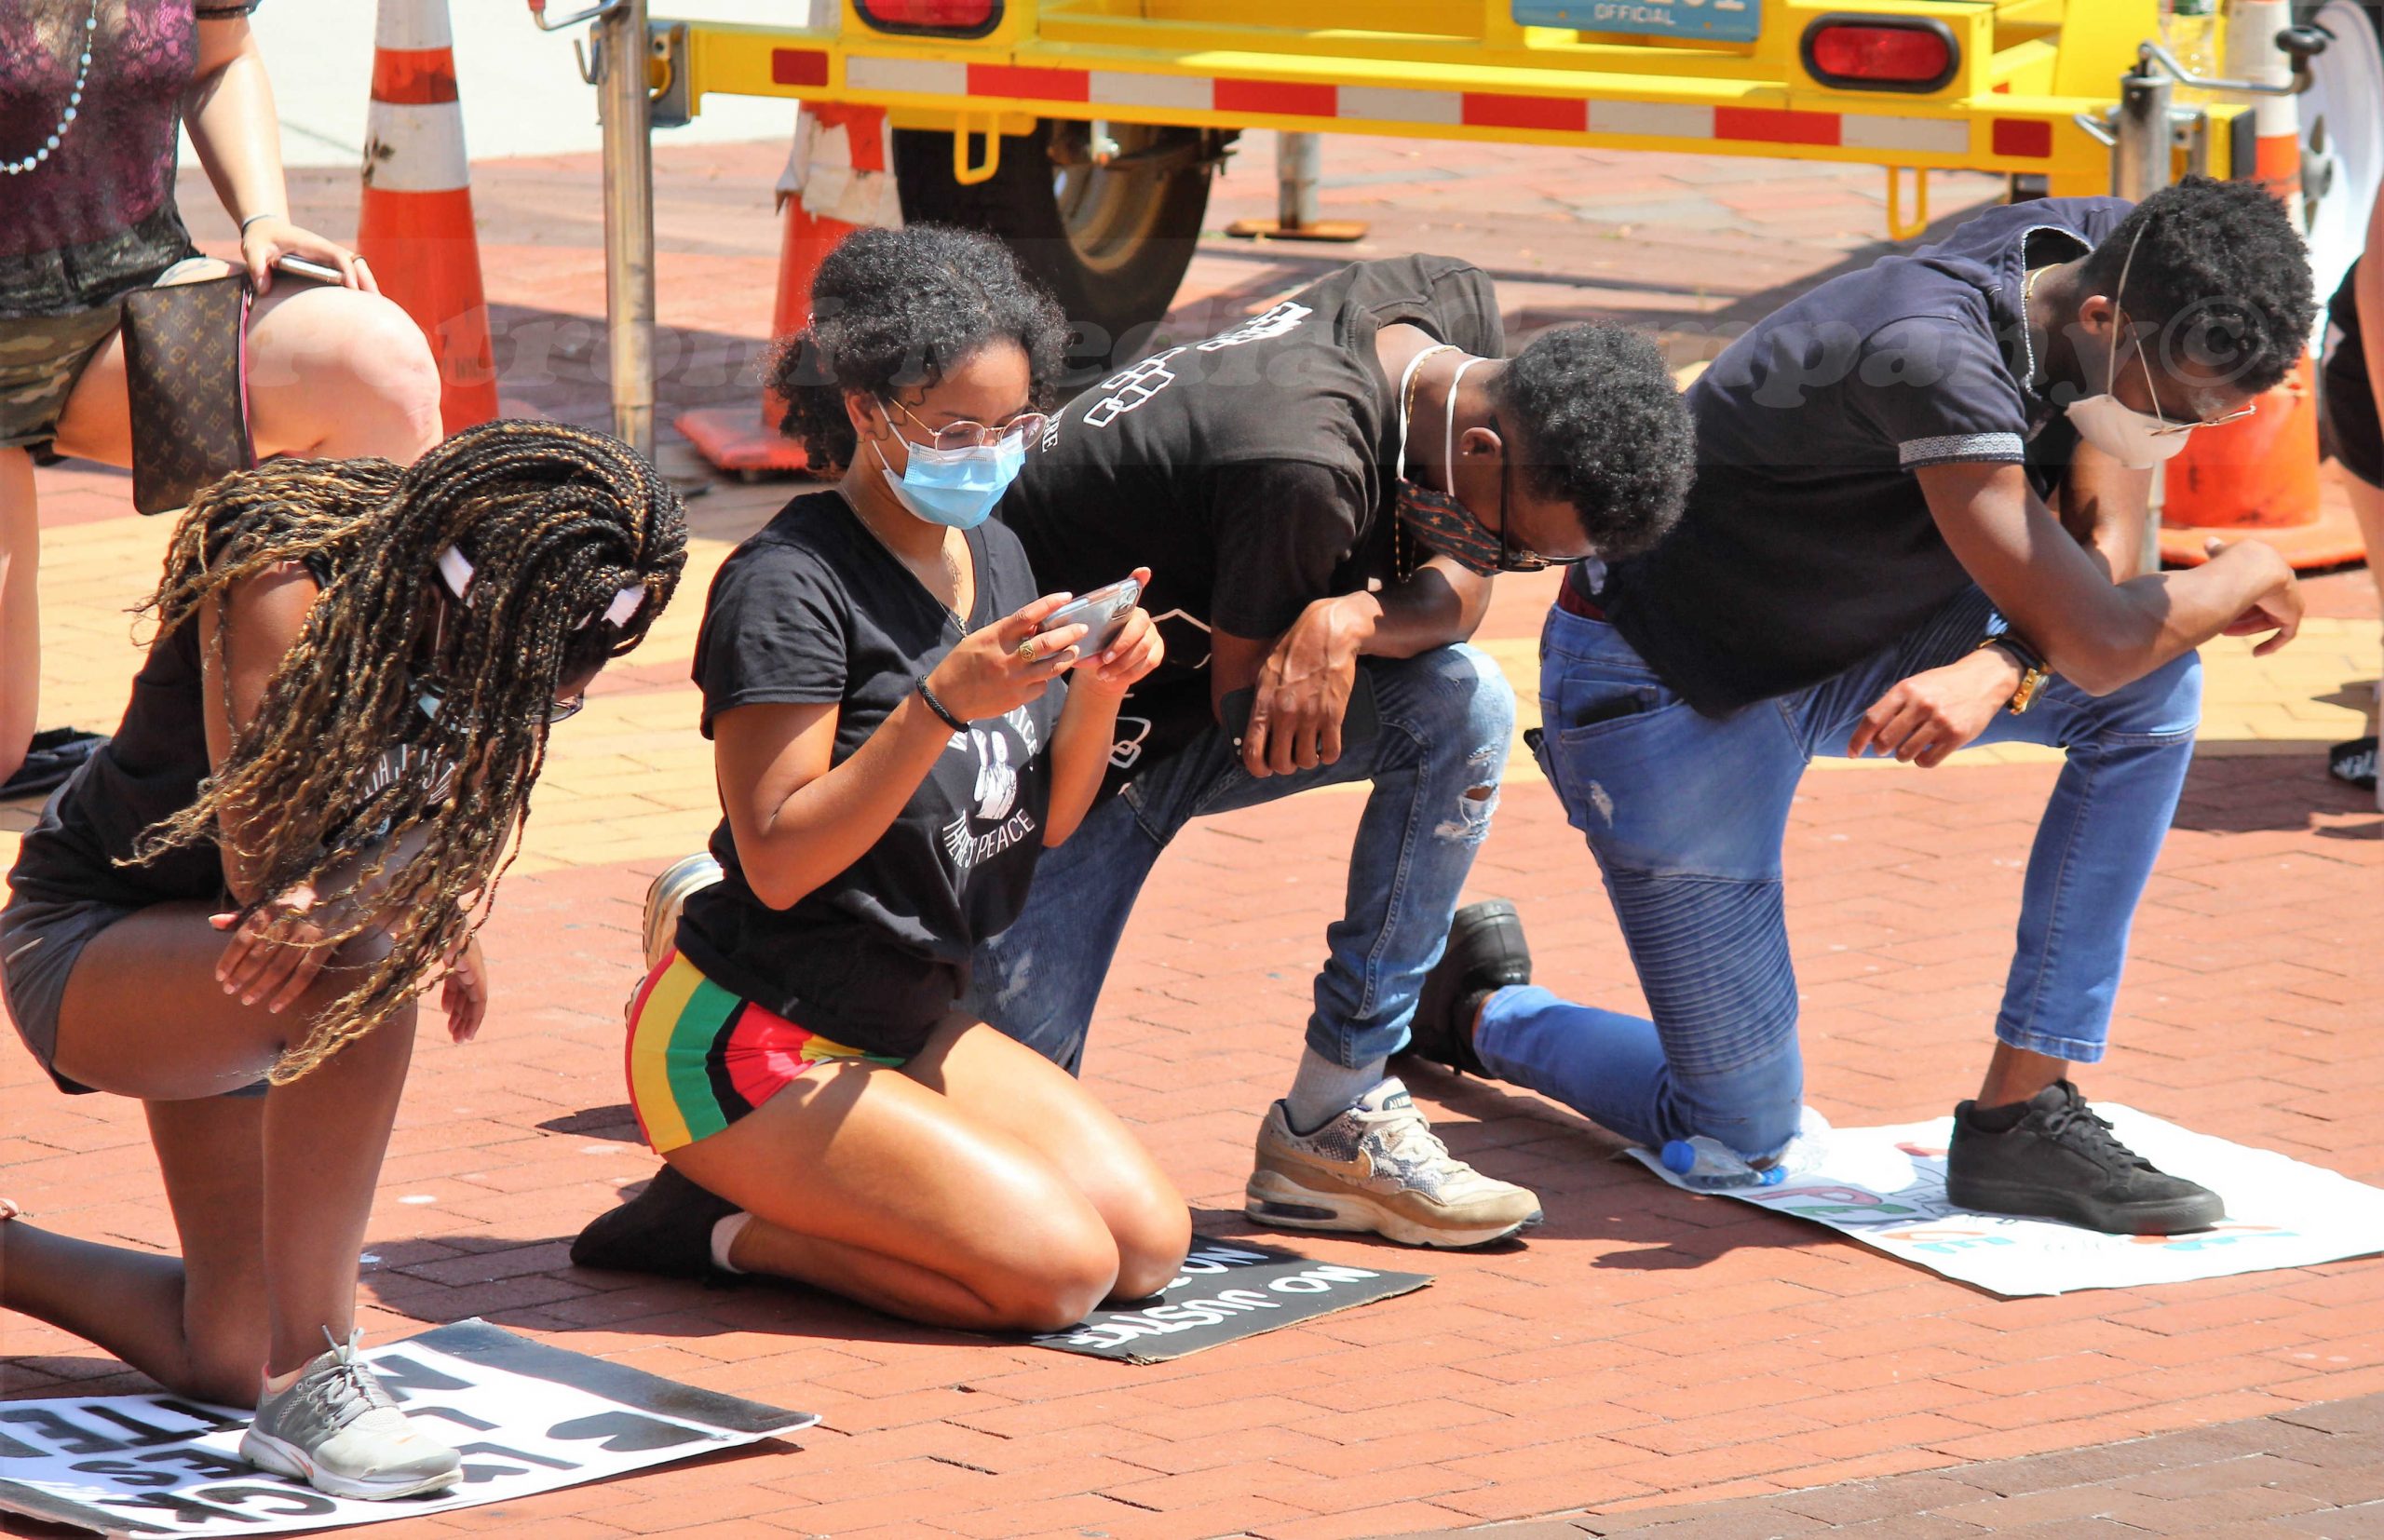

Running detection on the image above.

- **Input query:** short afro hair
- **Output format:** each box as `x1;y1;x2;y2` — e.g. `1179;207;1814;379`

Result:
1487;322;1695;561
769;224;1068;473
2079;175;2316;397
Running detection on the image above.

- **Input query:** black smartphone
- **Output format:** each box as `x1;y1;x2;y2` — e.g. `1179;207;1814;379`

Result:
1222;669;1380;753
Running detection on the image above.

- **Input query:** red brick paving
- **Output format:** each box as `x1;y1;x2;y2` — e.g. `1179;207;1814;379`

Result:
7;130;2383;1538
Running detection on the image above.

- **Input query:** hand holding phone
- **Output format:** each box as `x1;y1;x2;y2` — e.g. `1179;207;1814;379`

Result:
272;254;346;286
1035;575;1143;662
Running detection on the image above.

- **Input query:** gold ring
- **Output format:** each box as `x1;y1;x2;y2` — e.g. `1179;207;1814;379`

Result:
1016;637;1039;662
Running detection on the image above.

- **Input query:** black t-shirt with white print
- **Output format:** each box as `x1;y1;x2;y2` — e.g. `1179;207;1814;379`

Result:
998;254;1503;790
675;491;1062;1059
1598;197;2130;716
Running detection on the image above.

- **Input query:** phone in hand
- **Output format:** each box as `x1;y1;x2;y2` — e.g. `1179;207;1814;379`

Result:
273;255;345;285
1036;576;1143;662
1221;669;1380;753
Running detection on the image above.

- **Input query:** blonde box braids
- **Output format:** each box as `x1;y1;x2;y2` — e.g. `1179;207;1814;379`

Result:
132;420;688;1081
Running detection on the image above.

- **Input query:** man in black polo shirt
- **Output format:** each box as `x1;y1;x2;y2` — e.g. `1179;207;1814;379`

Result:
973;254;1696;1250
1404;179;2316;1235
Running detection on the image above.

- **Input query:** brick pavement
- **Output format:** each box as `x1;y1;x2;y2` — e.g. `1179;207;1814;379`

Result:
5;135;2383;1539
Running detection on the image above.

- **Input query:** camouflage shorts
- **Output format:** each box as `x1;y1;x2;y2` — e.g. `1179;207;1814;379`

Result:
0;305;125;454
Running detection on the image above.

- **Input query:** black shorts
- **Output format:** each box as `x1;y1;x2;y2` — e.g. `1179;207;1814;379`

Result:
1;889;265;1099
2323;264;2382;491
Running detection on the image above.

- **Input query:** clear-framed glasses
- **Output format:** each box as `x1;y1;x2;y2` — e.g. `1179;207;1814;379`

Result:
883;394;1049;453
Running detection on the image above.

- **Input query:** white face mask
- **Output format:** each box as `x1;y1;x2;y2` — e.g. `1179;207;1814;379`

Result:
2066;378;2190;468
2059;222;2193;470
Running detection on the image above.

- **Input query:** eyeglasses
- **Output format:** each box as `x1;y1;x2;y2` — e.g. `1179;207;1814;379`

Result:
2116;312;2258;439
1487;422;1593;574
882;394;1049;453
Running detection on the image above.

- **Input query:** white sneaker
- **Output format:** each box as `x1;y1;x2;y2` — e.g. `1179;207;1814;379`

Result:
1246;1078;1542;1249
239;1331;461;1501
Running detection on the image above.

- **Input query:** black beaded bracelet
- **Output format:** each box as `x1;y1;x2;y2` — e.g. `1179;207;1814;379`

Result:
914;677;968;733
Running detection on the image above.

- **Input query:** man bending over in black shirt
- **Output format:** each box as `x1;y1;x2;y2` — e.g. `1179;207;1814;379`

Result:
974;255;1694;1249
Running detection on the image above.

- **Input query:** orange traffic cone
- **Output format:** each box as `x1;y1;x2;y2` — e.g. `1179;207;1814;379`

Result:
677;104;894;476
356;0;497;434
2160;0;2364;568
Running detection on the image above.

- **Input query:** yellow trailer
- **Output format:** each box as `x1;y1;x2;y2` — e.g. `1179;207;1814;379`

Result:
534;0;2383;452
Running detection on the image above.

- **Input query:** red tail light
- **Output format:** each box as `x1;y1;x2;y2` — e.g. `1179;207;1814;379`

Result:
856;0;999;36
1802;18;1958;93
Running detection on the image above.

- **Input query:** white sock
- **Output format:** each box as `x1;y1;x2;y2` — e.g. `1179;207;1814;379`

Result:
709;1211;752;1274
1286;1048;1388;1135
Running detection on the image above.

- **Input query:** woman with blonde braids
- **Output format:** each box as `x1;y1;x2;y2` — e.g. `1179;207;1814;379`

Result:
0;419;685;1500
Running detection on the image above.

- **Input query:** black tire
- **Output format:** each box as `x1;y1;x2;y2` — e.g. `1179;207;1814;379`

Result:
894;119;1216;385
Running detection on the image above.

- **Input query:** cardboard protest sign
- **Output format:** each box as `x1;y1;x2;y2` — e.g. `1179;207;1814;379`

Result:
0;1320;815;1537
1031;1239;1430;1362
1629;1105;2384;1297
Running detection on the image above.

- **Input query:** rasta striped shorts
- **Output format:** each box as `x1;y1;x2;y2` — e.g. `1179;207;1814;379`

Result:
625;950;904;1155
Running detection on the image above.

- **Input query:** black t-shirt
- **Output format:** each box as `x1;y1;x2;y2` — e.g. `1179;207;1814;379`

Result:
999;254;1502;787
9;616;226;909
675;491;1063;1058
1599;197;2131;716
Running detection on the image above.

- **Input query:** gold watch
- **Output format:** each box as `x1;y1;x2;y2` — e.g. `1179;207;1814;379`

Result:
1977;634;2049;714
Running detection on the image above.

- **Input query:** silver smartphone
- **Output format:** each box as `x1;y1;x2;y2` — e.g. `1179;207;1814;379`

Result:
273;255;345;285
1035;576;1142;661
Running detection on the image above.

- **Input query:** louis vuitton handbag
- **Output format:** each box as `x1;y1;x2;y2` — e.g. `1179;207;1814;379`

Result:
118;272;255;516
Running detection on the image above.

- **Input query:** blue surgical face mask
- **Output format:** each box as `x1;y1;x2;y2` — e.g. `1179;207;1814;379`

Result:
877;434;1025;531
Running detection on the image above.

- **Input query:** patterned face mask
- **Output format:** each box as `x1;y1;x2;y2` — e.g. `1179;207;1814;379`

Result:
1391;353;1506;576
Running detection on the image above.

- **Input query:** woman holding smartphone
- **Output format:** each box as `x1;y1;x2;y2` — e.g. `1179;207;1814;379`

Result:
574;225;1189;1331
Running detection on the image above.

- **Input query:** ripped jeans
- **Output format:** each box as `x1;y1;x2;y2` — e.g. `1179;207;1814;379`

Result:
1478;586;2201;1161
967;643;1515;1075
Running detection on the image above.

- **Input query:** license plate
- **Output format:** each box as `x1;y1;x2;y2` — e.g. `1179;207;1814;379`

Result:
1511;0;1763;44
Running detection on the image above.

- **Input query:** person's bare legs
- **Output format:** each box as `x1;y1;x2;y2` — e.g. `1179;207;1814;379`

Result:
903;1020;1189;1301
52;262;441;466
0;447;38;786
0;901;418;1395
665;1017;1145;1331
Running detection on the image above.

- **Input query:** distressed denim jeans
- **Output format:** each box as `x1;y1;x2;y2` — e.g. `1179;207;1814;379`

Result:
1477;586;2201;1160
967;642;1515;1075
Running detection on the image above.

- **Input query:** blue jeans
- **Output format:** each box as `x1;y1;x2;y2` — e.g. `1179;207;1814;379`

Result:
1478;587;2201;1161
967;643;1515;1075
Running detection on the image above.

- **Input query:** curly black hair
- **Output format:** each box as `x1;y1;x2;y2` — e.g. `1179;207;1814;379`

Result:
769;224;1069;472
2080;175;2317;396
1487;323;1696;560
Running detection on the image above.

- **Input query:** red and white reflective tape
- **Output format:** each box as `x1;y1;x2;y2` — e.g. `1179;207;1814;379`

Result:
802;51;2019;158
365;0;469;194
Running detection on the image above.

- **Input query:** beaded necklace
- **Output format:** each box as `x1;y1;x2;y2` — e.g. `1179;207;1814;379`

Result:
6;0;100;177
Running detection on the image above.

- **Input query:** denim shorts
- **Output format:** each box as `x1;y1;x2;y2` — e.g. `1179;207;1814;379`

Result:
1;890;265;1098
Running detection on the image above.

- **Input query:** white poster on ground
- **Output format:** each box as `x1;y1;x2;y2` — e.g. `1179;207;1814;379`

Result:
0;1321;815;1537
1628;1105;2384;1297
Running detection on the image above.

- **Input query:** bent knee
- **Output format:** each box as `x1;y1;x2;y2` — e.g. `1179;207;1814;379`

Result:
2093;648;2202;742
1441;643;1519;743
980;1231;1119;1332
1108;1197;1193;1303
266;292;441;456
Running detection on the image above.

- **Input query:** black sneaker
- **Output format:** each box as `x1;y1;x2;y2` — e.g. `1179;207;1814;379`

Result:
2330;736;2377;791
570;1164;739;1279
1404;900;1532;1079
1945;1081;2224;1236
